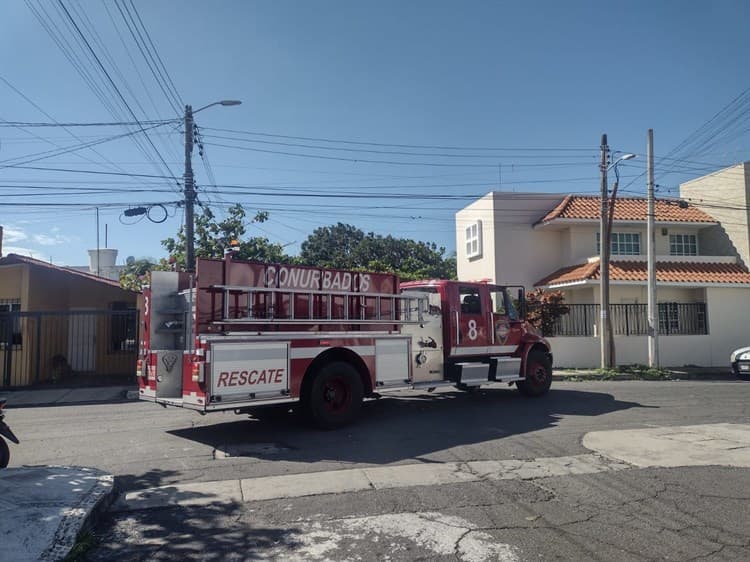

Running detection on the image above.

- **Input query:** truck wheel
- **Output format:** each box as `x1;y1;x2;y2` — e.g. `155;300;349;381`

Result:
517;350;552;397
0;439;9;469
308;362;363;429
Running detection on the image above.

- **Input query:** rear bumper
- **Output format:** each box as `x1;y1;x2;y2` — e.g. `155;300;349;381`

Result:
732;360;750;378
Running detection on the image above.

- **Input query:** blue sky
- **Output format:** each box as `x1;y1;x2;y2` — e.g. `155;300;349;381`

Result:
1;0;749;266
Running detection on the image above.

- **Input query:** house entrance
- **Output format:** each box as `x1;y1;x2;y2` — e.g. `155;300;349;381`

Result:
0;309;138;388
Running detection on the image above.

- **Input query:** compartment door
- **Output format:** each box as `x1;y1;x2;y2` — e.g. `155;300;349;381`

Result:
375;338;410;387
210;341;289;402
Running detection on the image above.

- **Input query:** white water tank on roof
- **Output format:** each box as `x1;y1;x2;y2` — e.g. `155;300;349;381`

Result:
88;248;119;280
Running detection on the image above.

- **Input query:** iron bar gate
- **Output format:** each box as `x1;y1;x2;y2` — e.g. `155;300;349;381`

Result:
0;309;138;388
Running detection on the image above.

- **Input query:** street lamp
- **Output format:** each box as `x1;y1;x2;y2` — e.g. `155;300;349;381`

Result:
599;143;637;369
184;100;242;271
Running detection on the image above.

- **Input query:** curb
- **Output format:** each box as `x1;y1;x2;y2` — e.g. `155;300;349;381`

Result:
552;371;735;382
40;468;115;561
0;466;116;562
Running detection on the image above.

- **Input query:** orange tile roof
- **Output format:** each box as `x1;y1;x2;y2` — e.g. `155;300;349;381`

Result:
536;195;716;225
0;253;135;291
535;260;750;287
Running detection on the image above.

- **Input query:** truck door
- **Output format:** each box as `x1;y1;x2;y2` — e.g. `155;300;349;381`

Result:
488;285;523;352
450;284;490;356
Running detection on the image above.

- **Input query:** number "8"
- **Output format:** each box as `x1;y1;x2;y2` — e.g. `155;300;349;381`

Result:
467;319;478;340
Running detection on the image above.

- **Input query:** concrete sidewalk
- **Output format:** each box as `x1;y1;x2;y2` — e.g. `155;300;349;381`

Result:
0;466;114;561
1;385;138;408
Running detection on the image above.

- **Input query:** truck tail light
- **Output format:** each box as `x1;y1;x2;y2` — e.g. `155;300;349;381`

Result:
191;362;205;383
136;358;144;376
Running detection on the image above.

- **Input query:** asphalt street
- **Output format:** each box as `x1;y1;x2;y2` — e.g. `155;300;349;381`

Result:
7;379;750;560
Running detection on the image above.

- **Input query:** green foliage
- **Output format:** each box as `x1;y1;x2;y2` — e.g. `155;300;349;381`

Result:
525;289;569;337
161;204;290;269
595;364;674;380
64;531;97;561
119;256;171;292
299;223;456;280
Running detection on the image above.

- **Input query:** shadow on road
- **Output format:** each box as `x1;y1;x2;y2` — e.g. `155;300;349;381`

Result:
167;387;651;466
90;500;302;561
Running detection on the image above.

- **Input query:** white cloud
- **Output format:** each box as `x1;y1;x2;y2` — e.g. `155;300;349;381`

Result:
2;245;35;257
33;233;71;246
2;226;28;243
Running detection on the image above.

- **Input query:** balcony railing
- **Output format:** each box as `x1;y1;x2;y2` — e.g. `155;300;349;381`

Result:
541;303;707;337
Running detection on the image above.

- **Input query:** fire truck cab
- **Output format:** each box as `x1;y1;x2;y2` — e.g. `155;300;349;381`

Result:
138;254;553;428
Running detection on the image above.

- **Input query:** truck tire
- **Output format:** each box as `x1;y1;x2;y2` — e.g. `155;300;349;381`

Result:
0;438;9;469
308;361;363;429
517;350;552;397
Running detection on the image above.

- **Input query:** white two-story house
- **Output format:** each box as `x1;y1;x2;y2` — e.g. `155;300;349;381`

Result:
455;162;750;368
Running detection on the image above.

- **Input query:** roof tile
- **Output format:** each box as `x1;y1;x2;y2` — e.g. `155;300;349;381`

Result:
536;195;716;224
0;253;134;291
535;260;750;287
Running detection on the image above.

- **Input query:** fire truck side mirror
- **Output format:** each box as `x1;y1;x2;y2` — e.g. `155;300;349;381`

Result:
517;288;526;319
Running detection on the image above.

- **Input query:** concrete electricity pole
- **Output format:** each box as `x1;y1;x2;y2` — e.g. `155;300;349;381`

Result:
599;134;611;369
647;128;660;367
183;104;196;272
182;100;241;272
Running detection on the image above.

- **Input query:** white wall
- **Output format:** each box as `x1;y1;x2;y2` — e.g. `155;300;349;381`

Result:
456;193;496;282
456;192;567;288
551;335;715;368
549;285;750;368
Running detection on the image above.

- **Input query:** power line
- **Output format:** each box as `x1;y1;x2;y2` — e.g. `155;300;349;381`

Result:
115;0;182;115
124;0;183;109
5;163;178;180
0;119;175;127
55;0;179;181
0;121;172;168
200;126;597;152
200;133;598;161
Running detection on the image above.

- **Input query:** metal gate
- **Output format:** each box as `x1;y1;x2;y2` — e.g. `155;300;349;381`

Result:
0;309;138;388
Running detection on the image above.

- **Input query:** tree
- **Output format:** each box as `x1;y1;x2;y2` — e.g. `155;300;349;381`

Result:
161;204;288;268
525;289;569;337
299;223;366;269
299;223;456;280
119;256;171;292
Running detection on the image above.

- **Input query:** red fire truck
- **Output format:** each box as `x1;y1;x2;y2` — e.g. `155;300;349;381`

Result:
138;252;553;428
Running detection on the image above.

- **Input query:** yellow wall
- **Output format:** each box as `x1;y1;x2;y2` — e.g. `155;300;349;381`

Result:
1;262;137;386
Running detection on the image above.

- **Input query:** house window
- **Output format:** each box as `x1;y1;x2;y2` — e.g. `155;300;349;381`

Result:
465;220;483;259
669;234;697;256
0;299;21;348
596;232;641;255
110;302;137;352
658;302;679;333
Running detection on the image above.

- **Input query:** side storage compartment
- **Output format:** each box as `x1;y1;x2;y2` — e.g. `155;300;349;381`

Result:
375;338;411;387
208;341;291;407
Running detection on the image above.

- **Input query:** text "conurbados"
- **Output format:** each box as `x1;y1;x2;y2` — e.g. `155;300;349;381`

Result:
265;266;371;292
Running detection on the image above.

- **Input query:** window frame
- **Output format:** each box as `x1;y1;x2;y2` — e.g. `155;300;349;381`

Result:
596;231;642;256
0;299;22;349
465;220;483;259
669;233;698;256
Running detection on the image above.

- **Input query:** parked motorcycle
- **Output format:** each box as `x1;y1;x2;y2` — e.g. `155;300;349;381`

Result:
0;397;19;468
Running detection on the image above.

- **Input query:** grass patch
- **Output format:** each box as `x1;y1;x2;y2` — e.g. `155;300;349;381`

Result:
64;532;98;562
595;364;674;380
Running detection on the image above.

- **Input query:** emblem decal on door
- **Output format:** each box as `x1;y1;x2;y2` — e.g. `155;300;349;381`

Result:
162;352;178;373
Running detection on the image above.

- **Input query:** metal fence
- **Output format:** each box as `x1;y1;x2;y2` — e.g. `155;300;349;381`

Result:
546;303;708;337
0;309;138;388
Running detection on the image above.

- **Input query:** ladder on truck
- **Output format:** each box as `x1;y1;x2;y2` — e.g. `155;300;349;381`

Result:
209;285;425;326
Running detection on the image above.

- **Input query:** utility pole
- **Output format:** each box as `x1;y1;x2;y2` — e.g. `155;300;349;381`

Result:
184;104;196;272
599;134;611;369
646;128;659;367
